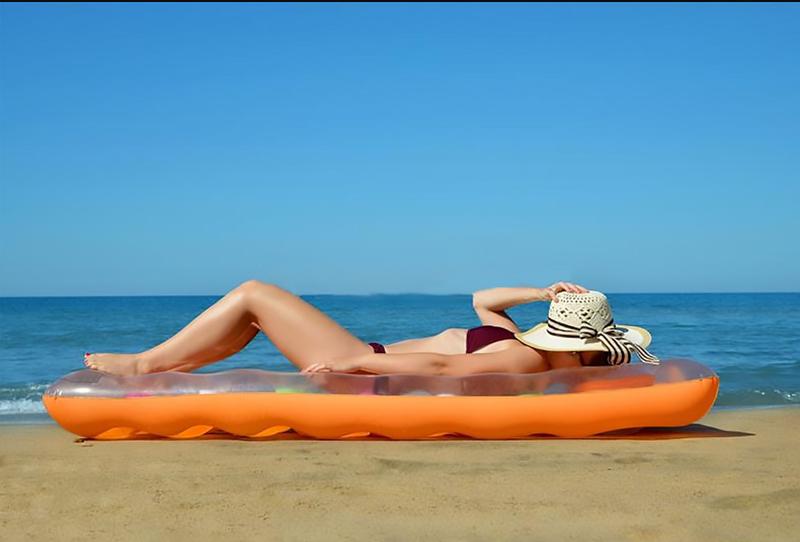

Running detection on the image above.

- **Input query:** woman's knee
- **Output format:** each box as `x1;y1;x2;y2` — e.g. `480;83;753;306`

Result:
236;279;285;299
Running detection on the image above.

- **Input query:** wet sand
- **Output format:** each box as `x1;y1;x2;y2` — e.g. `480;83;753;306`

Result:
1;406;798;541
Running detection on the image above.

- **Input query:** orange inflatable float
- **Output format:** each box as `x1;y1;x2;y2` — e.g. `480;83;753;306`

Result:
42;359;718;440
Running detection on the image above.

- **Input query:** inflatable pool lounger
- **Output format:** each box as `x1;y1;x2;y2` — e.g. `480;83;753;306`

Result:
43;358;718;440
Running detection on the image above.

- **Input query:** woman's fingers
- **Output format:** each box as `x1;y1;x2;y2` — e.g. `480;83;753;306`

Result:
547;282;590;301
547;282;567;301
566;282;589;293
550;282;569;294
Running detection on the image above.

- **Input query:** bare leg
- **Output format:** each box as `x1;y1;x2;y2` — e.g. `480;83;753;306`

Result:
85;286;262;375
85;280;373;375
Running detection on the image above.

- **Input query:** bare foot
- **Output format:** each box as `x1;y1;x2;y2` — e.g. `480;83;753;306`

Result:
84;353;146;376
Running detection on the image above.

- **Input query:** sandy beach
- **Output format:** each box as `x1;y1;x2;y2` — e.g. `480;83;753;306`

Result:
1;407;797;541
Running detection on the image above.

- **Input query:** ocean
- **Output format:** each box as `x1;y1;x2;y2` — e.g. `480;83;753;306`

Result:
1;293;798;422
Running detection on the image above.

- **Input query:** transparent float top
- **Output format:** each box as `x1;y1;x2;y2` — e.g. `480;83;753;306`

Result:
45;359;716;398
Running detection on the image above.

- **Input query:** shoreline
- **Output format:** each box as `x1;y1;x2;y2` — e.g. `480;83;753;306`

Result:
2;406;799;541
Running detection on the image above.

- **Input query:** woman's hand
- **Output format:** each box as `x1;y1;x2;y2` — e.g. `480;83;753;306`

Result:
301;356;363;374
543;281;589;302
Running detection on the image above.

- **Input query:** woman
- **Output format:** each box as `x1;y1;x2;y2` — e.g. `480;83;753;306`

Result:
84;280;658;377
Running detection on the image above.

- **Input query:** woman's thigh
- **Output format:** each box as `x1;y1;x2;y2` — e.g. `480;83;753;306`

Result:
242;281;372;369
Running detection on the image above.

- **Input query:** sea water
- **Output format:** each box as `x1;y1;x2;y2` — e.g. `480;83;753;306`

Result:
1;293;798;422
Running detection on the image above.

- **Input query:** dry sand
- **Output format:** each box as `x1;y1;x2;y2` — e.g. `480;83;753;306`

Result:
1;406;799;541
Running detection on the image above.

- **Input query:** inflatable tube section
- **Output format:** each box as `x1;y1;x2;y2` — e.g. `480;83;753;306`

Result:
43;358;718;440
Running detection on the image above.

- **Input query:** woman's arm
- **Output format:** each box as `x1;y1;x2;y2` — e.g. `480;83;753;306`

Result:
303;349;540;376
472;287;548;332
355;352;446;375
472;287;549;312
303;352;446;375
472;282;589;311
472;283;589;332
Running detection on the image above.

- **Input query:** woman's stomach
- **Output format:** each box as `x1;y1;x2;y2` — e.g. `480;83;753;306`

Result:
384;328;467;355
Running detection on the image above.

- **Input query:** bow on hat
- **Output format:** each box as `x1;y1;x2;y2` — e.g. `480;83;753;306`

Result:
547;318;661;365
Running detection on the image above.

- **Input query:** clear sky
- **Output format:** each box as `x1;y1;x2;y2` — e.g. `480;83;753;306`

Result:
1;3;798;296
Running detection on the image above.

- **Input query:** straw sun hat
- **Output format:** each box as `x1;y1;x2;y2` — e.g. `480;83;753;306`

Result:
515;290;660;365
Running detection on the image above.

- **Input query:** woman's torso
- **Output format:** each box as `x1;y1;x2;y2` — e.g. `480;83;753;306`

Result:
384;326;525;355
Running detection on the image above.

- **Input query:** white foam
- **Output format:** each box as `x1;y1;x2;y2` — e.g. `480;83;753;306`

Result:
0;399;47;414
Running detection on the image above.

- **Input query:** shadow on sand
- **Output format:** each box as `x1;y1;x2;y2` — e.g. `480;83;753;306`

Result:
73;423;753;443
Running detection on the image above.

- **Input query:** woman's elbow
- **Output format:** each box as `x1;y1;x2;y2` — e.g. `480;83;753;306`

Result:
431;355;451;376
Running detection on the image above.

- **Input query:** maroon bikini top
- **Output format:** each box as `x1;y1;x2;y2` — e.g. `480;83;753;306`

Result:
466;325;518;353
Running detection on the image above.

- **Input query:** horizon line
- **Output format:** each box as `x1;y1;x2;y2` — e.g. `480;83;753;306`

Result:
1;291;799;299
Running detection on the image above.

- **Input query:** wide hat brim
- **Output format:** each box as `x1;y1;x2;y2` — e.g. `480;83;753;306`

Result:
515;322;652;352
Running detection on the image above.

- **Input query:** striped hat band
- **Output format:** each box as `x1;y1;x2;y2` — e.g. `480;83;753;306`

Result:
546;317;661;365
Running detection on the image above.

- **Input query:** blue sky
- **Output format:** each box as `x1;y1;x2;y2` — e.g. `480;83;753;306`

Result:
1;3;798;296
